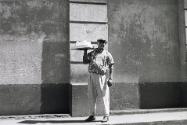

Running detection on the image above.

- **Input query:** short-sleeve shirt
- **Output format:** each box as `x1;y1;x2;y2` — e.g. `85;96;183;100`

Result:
88;49;114;75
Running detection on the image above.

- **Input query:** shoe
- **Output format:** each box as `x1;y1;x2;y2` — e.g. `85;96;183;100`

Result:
85;115;96;122
102;116;109;122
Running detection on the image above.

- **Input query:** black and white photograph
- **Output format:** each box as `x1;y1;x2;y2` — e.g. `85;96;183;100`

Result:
0;0;186;124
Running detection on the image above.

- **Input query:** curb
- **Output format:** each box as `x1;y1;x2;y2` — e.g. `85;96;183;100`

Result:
110;108;187;115
0;114;70;120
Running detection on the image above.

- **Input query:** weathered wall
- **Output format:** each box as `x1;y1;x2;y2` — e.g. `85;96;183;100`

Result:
181;0;187;106
108;0;181;108
109;0;180;83
0;0;69;115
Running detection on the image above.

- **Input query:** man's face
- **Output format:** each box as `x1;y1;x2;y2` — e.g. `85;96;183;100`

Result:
97;42;106;49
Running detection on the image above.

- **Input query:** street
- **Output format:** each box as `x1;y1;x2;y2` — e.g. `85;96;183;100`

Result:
0;111;187;125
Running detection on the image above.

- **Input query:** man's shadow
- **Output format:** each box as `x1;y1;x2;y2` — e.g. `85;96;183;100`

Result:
19;119;102;124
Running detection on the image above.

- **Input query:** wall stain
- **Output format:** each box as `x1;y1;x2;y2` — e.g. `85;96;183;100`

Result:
109;0;180;82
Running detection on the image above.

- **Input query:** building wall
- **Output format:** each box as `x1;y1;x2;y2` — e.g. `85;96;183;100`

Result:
0;0;186;116
181;0;187;106
70;0;187;116
109;0;180;83
0;0;69;115
108;0;182;108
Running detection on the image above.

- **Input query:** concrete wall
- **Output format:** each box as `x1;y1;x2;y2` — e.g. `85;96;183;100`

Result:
0;0;69;115
181;0;187;106
108;0;182;108
109;0;180;83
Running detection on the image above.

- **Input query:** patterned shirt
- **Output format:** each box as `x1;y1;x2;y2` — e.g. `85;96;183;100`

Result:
87;49;114;75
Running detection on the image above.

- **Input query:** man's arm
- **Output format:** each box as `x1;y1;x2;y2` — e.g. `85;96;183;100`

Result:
83;49;90;64
109;64;114;80
107;64;114;87
107;51;114;87
107;52;114;80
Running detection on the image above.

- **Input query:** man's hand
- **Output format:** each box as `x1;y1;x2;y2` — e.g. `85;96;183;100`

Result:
107;79;113;87
107;64;113;87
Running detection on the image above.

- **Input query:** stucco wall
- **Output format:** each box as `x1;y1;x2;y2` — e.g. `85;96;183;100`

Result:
0;0;69;115
181;0;187;106
108;0;180;83
108;0;182;108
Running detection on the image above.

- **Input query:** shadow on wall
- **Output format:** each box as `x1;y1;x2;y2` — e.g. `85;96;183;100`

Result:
40;40;70;114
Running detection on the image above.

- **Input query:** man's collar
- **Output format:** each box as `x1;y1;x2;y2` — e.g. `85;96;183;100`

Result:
95;48;104;53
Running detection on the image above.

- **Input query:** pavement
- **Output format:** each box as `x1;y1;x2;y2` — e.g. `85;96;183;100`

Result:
1;109;187;125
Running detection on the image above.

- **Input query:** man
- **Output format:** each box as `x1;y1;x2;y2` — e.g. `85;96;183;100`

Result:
83;39;114;122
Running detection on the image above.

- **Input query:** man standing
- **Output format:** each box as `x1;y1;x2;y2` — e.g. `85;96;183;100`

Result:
83;39;114;122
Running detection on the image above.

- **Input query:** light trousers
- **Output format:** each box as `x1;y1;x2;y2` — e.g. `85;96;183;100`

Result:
88;73;110;116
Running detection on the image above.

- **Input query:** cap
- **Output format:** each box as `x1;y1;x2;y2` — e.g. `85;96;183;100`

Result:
97;39;107;43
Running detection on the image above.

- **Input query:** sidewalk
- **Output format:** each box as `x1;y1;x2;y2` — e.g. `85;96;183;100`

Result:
0;110;187;125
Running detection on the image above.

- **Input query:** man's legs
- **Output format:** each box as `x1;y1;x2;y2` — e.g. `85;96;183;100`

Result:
86;73;97;121
103;86;110;116
97;74;110;122
88;73;97;115
86;73;110;122
102;86;110;122
89;93;97;116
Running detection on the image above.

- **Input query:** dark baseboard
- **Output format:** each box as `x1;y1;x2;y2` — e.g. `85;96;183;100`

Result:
139;82;182;108
0;83;70;115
